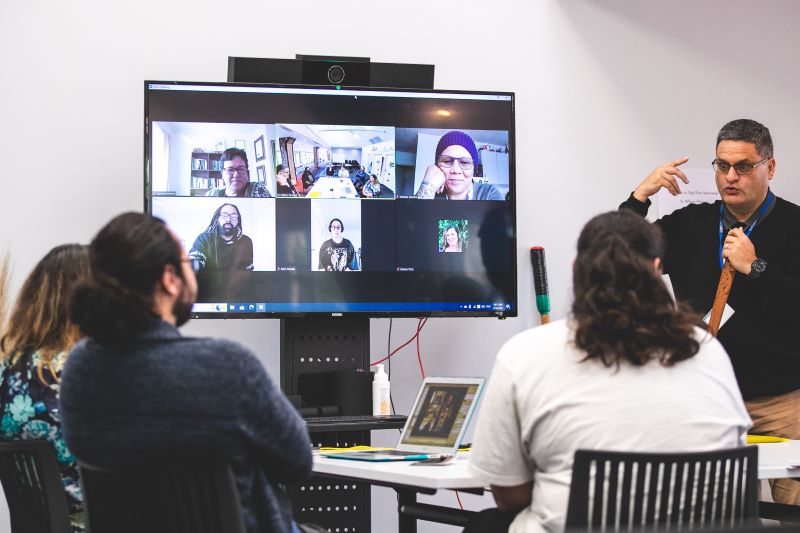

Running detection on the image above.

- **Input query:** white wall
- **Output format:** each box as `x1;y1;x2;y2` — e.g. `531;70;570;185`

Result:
2;1;800;532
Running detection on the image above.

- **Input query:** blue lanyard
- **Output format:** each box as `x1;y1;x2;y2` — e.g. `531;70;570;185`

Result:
718;191;774;269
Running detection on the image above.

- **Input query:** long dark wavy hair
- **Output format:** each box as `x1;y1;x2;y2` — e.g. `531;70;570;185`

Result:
571;211;703;367
203;203;243;239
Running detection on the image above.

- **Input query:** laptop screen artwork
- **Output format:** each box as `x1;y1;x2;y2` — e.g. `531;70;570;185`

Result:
399;383;481;448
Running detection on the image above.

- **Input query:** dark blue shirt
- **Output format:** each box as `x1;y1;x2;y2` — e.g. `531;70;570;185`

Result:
60;320;312;533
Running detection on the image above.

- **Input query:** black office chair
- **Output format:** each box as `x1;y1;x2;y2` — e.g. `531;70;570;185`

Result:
566;523;798;532
0;439;72;533
565;447;759;531
78;462;246;533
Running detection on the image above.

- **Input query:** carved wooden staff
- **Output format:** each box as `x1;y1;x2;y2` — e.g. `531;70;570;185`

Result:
708;262;735;336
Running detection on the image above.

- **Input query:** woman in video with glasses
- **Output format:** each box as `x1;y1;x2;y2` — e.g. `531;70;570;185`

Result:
0;244;90;532
205;148;273;198
466;211;750;533
416;130;502;200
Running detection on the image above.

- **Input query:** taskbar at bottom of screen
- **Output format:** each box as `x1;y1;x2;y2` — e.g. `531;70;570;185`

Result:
192;302;514;314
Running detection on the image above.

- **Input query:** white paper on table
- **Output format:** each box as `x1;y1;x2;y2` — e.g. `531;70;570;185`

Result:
703;303;734;330
657;168;720;218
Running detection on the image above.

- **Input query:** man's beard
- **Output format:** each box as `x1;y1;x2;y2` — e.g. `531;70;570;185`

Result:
219;223;236;239
173;284;193;327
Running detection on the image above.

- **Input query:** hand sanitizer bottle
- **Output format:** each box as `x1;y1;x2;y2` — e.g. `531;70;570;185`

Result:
372;364;391;416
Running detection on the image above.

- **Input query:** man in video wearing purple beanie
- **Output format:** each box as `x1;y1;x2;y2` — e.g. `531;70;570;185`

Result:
416;130;503;200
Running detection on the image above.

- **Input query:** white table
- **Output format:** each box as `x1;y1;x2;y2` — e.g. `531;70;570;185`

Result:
755;440;800;479
313;442;800;531
314;452;479;531
314;452;477;490
306;177;359;198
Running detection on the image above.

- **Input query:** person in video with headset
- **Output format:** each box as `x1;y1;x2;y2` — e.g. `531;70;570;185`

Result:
318;218;358;271
416;130;502;200
465;210;750;533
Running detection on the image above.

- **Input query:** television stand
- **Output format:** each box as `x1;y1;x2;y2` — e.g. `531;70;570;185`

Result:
282;316;375;532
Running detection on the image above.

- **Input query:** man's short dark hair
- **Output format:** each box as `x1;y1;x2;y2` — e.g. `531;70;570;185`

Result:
221;147;249;169
276;164;285;173
329;218;344;232
716;119;773;159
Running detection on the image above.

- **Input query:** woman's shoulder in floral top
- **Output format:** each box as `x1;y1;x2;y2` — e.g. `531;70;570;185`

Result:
0;349;84;531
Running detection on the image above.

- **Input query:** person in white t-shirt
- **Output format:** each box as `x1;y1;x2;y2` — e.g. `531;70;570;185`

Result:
468;210;752;533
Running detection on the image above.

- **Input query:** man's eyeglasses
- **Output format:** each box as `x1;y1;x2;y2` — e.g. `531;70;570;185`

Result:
712;158;769;175
223;166;248;176
436;156;474;170
330;225;343;230
218;213;240;222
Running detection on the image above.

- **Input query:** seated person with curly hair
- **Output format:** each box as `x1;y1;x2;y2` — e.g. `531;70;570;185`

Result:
467;211;751;533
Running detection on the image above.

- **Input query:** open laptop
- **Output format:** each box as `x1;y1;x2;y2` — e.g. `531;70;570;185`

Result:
323;376;485;462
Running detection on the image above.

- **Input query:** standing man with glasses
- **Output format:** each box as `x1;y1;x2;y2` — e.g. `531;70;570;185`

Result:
205;147;273;198
620;118;800;505
189;203;254;271
416;130;503;200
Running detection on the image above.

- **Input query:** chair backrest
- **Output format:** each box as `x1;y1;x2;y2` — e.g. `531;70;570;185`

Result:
0;439;72;533
565;446;758;531
566;523;799;533
78;462;246;533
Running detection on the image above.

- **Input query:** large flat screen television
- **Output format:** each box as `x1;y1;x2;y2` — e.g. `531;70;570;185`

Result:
145;81;516;318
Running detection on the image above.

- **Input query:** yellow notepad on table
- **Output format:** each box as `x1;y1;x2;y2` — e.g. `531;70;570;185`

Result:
747;435;788;444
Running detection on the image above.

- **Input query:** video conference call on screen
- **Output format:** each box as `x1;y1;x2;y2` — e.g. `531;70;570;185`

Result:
146;83;516;316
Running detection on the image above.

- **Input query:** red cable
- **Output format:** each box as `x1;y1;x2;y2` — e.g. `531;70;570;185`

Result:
369;317;428;367
369;334;416;366
416;317;426;379
455;491;464;510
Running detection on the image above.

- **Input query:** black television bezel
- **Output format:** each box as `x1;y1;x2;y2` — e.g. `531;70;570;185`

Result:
144;80;517;319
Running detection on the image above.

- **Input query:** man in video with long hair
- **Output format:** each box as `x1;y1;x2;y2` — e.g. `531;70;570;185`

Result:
189;203;254;271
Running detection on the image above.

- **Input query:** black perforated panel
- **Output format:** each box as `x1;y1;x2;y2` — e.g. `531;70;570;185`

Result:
282;318;372;533
292;430;371;533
